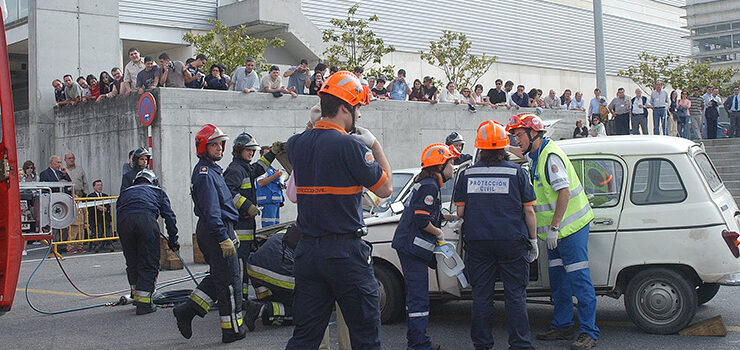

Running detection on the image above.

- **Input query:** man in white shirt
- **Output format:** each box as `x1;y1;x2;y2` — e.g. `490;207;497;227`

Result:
569;92;586;111
631;89;651;135
122;48;145;96
544;89;560;109
230;58;261;93
650;81;670;135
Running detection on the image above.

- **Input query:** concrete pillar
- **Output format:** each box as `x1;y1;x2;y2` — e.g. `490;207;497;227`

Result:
592;0;607;96
27;0;120;164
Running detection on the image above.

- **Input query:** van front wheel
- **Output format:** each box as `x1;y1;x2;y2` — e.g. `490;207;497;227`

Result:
624;268;697;334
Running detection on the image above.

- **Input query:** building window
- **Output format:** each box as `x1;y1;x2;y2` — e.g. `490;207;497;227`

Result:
631;159;686;205
692;35;733;55
734;34;740;49
699;54;735;63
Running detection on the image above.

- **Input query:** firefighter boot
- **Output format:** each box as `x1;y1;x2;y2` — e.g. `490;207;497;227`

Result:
222;325;247;344
173;303;196;339
136;303;157;315
243;299;263;332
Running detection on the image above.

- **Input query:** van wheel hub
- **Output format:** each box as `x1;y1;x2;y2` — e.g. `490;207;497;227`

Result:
638;280;680;323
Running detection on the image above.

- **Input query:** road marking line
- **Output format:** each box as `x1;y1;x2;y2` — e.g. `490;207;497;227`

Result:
728;326;740;332
17;288;120;300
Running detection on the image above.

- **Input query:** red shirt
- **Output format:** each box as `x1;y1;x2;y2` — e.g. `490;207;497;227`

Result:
89;85;100;98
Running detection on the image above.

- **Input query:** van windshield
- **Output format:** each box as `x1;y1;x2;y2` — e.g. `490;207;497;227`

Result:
694;152;723;191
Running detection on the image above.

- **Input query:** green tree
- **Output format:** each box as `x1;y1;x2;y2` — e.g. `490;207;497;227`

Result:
617;52;680;93
322;4;396;75
419;30;497;89
669;59;738;95
182;19;285;74
619;52;739;95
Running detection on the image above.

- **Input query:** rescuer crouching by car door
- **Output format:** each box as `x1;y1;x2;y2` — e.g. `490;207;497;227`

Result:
453;120;538;350
507;113;599;350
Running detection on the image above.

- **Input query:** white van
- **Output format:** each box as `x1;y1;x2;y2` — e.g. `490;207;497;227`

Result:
259;136;740;334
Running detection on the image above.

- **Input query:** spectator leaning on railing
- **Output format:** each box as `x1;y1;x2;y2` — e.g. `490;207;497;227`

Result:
284;58;310;94
63;74;83;106
184;54;208;89
136;56;161;95
388;69;411;101
122;47;144;96
260;65;297;98
52;79;67;107
230;57;261;94
205;64;229;90
158;52;186;88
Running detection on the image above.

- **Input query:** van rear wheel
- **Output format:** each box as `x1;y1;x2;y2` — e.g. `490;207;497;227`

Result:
374;263;404;324
624;268;697;334
696;283;720;306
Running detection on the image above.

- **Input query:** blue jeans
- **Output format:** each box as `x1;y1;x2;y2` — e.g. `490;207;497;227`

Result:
546;225;599;339
653;107;667;135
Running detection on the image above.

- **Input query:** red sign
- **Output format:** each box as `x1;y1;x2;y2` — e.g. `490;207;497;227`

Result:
138;92;157;126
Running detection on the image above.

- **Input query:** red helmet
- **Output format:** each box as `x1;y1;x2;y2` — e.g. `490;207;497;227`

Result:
421;143;458;168
475;120;509;150
505;113;546;133
195;124;229;156
318;71;368;106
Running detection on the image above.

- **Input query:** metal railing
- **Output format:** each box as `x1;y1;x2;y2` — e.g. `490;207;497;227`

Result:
49;196;119;258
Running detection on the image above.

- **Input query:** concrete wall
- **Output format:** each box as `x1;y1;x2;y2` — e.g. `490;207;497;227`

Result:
52;88;586;245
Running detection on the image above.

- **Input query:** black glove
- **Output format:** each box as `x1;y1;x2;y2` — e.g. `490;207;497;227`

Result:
168;236;180;252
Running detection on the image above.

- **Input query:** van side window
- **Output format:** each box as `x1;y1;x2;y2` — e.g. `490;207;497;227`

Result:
572;159;623;208
631;159;687;205
694;152;722;191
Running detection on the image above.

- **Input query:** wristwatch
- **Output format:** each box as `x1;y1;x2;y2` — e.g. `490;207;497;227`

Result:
549;224;560;231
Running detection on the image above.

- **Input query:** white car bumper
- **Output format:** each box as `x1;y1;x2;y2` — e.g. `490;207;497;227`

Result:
718;272;740;286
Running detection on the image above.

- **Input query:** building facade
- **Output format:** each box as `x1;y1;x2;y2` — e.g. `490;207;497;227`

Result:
684;0;740;79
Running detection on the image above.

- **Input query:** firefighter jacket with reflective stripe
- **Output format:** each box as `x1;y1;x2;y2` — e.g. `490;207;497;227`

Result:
247;232;294;292
191;158;238;242
256;166;284;205
453;160;536;241
391;177;442;262
223;153;275;237
117;183;178;237
530;139;593;240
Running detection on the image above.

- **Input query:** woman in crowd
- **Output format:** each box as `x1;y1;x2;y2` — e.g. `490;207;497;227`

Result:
573;119;589;138
439;81;461;104
86;74;101;100
21;160;38;182
529;88;544;108
409;79;424;101
96;71;118;102
307;71;323;95
668;90;679;136
459;87;475;105
589;115;607;137
472;84;490;106
205;65;229;90
676;90;692;138
371;76;390;99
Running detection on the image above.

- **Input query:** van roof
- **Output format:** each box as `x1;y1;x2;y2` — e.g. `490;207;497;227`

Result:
556;135;697;156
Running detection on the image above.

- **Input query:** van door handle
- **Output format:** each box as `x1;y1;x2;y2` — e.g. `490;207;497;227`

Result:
593;218;613;225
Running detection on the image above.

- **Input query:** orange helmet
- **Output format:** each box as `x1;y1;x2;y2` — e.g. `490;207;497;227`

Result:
475;120;509;150
421;143;457;168
505;113;546;133
195;124;229;155
318;71;368;106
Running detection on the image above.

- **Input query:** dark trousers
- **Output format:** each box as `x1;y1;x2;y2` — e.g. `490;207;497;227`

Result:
286;238;381;350
187;220;243;332
118;214;160;303
706;114;718;139
614;113;630;135
238;240;253;296
631;113;648;135
467;240;531;350
398;252;433;350
730;111;740;138
250;278;294;326
89;217;113;249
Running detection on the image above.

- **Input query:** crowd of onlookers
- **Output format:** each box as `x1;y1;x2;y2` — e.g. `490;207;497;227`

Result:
51;47;740;140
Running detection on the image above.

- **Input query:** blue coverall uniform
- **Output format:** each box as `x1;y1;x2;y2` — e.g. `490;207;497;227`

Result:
285;120;388;350
247;228;295;326
116;183;177;306
255;166;284;227
391;176;443;350
186;158;244;333
453;160;537;350
223;152;275;297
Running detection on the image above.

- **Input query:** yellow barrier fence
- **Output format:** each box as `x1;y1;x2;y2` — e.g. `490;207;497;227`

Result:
50;196;119;258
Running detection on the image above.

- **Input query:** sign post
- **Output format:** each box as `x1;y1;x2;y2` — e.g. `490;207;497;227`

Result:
137;92;157;170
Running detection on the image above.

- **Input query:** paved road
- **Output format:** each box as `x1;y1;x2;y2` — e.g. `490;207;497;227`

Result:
2;245;740;349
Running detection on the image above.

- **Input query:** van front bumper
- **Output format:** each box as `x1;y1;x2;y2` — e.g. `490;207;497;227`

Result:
718;273;740;286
